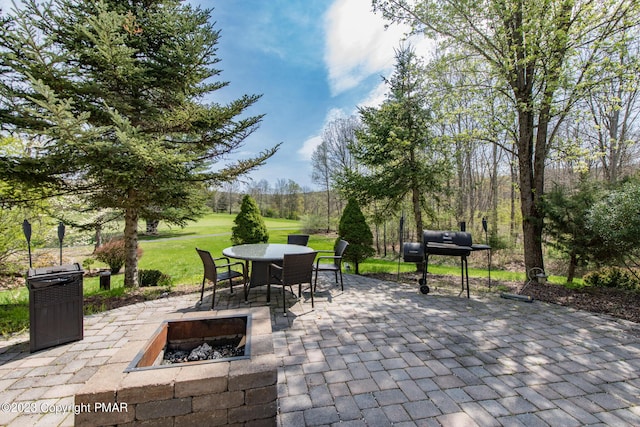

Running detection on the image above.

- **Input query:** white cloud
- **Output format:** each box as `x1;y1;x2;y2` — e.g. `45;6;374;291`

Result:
358;81;388;109
323;0;409;96
296;107;357;161
297;135;323;161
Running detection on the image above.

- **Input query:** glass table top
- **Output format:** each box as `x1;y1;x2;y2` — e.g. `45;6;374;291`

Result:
222;243;314;262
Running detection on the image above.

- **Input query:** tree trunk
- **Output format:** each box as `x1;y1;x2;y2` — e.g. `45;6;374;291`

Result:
325;186;331;233
455;139;464;221
517;108;545;273
567;250;577;284
123;206;139;288
412;184;424;272
510;149;517;244
490;141;499;240
383;221;387;257
93;224;102;252
608;102;620;184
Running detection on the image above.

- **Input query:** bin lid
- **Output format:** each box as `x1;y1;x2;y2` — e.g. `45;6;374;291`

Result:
27;263;83;279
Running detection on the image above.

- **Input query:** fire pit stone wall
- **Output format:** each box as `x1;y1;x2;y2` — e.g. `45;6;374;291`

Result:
74;307;276;426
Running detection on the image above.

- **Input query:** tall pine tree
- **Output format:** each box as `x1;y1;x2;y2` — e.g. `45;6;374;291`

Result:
340;45;450;263
0;0;277;286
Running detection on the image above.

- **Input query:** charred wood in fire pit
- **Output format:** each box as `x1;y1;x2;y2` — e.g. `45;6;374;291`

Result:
162;337;245;365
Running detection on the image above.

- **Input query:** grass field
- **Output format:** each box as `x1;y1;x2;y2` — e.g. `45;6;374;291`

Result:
1;212;561;335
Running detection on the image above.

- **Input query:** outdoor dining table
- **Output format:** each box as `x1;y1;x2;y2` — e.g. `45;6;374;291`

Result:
222;243;315;287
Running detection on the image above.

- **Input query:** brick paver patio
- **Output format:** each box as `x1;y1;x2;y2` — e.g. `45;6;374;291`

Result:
1;273;639;426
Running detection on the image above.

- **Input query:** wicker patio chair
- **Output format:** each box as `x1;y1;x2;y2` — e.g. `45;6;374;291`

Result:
313;239;349;292
196;248;247;309
268;251;317;316
287;234;310;246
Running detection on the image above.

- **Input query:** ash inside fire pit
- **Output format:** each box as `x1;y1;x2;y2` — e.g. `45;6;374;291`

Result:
162;337;245;365
126;314;251;372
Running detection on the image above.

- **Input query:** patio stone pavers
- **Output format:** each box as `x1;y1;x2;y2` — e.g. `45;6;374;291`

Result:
0;273;639;426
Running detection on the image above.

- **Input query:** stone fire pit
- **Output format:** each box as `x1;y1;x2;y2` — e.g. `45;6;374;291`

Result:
74;307;276;426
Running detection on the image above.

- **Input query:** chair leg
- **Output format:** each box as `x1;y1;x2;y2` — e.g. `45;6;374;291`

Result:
314;269;319;292
210;282;217;309
282;285;287;316
310;281;314;308
339;270;344;291
228;277;234;294
199;277;206;303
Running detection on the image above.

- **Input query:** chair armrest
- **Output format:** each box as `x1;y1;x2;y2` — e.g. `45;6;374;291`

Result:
216;261;247;274
315;250;334;255
315;255;341;267
213;256;232;263
316;255;341;261
268;262;283;283
269;263;283;272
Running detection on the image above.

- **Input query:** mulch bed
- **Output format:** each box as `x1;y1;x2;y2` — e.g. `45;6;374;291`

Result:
366;272;640;324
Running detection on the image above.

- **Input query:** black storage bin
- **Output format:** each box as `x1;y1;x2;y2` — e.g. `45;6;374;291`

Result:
26;263;84;352
403;242;424;263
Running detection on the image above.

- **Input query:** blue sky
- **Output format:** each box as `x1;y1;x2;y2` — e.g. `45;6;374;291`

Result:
0;0;413;190
194;0;411;189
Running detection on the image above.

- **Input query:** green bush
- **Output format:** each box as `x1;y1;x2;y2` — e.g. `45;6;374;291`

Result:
94;239;143;273
231;195;269;245
301;214;327;234
488;233;510;251
138;269;172;287
583;267;640;291
337;199;374;274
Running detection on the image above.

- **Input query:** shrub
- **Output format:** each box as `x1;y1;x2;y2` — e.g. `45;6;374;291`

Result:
82;258;96;273
231;195;269;245
138;269;172;287
583;267;640;291
94;239;143;274
301;214;327;234
337;199;375;274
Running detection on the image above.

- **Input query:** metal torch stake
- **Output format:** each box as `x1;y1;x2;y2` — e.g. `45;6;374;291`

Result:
57;222;66;265
22;219;32;268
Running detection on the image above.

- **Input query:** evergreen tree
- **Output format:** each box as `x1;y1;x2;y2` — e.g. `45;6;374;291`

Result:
337;199;374;274
339;46;450;258
587;179;640;270
542;179;602;283
0;0;277;286
232;195;269;245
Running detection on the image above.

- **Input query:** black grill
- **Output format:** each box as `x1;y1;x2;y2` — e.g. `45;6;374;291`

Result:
403;230;490;298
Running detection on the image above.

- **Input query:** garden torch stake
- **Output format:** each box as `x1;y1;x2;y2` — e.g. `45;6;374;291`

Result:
58;222;65;265
23;219;32;268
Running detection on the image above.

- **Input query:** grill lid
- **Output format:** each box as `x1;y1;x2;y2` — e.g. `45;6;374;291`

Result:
423;230;472;246
422;230;473;256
